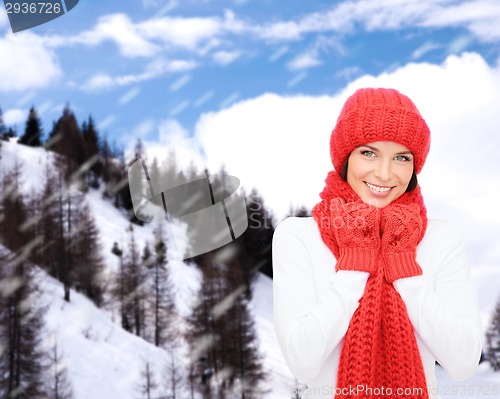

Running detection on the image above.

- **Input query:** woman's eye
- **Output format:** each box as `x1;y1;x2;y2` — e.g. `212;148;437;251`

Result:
361;150;375;157
395;155;411;162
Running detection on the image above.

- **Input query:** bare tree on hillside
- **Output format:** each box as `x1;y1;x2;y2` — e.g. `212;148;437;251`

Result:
149;223;176;348
46;336;74;399
72;202;105;306
0;164;49;398
135;358;159;399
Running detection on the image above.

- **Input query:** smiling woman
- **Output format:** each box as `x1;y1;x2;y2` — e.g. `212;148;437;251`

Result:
272;88;483;399
344;141;415;208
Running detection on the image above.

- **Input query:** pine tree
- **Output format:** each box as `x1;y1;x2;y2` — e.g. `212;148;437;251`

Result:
100;136;125;203
33;162;61;279
0;164;49;398
101;134;112;184
38;162;81;302
486;295;500;371
3;127;17;140
0;256;49;398
119;227;146;336
150;223;176;348
226;287;267;398
49;105;84;182
111;241;129;331
72;202;105;306
59;174;83;302
187;247;267;398
19;106;43;147
217;251;267;398
186;252;219;399
81;116;102;188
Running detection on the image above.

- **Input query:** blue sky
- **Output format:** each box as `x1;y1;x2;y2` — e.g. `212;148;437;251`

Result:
1;1;500;240
1;0;499;142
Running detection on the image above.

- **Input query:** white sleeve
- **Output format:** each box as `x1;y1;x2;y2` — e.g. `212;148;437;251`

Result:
394;222;483;381
272;218;369;382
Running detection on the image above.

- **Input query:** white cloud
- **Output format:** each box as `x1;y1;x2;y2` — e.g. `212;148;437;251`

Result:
195;93;338;218
23;0;498;73
72;14;160;57
447;34;473;55
83;73;114;91
268;46;289;62
0;32;62;92
154;1;179;17
142;0;163;8
412;41;441;59
287;51;322;70
129;119;206;174
132;119;156;139
254;0;500;43
158;118;190;143
255;21;302;41
192;51;500;245
137;10;244;51
4;108;27;125
253;0;435;40
213;50;241;66
336;66;363;80
118;87;141;105
97;115;116;131
169;74;191;92
38;10;245;58
37;101;53;116
82;58;197;91
287;71;308;88
16;91;36;107
423;0;500;40
286;36;344;71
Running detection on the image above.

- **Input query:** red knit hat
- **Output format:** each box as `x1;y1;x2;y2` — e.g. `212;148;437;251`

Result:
331;88;431;174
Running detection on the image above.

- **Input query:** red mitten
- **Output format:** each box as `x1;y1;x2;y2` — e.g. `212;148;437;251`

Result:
380;203;423;283
328;198;381;274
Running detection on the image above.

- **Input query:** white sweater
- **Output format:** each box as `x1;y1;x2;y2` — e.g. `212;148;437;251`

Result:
272;217;482;399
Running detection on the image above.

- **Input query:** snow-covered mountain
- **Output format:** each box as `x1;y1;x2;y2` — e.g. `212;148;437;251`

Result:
0;139;498;399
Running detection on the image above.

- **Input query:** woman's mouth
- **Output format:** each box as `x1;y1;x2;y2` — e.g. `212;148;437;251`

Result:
365;182;393;197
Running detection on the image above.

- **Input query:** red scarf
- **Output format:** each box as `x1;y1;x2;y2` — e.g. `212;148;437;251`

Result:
312;171;429;399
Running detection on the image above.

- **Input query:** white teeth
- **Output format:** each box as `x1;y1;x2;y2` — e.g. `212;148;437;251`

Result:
366;182;391;192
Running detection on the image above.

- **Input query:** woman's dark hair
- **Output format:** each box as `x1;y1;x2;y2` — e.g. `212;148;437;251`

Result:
340;158;418;192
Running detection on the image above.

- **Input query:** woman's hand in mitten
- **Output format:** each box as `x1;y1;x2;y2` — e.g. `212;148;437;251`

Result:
380;203;423;283
328;198;381;274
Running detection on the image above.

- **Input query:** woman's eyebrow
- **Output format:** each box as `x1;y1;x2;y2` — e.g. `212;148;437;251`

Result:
361;144;379;151
361;144;412;155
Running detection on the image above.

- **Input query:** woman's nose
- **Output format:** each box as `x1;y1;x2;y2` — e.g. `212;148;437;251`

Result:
374;160;392;181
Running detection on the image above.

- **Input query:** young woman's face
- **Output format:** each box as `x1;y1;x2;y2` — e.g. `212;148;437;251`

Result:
347;141;414;208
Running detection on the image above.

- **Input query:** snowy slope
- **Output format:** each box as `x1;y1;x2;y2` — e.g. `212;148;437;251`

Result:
40;269;174;399
1;139;499;398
